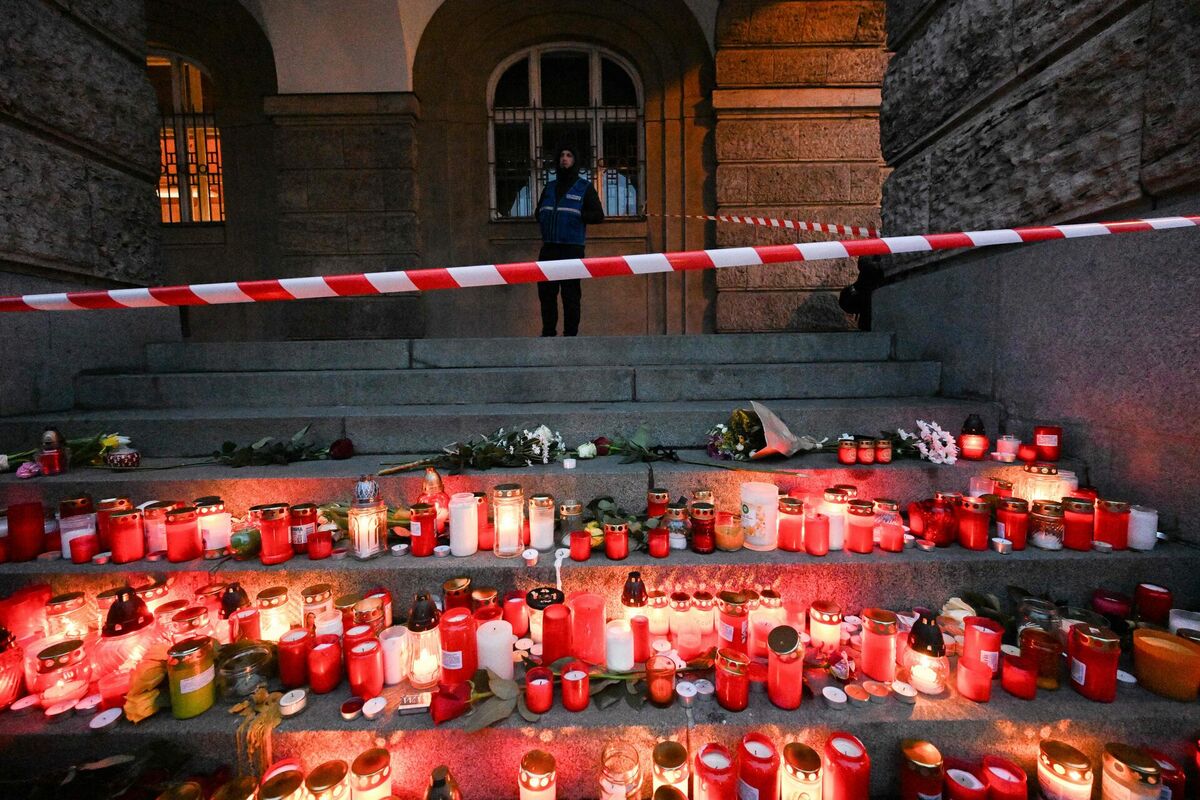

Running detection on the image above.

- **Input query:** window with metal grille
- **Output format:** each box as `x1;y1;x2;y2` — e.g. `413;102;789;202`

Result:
147;53;224;224
488;45;644;219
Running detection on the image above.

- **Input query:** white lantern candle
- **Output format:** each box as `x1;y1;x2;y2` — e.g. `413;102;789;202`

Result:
380;626;408;685
313;609;343;637
519;750;557;800
809;601;842;651
606;620;635;672
449;492;478;557
819;489;849;551
1038;741;1093;800
529;494;556;551
477;620;515;680
741;481;780;551
1128;505;1158;551
493;484;524;559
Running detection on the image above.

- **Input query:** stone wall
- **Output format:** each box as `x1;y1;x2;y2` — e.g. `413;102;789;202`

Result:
713;1;887;332
0;0;177;416
874;0;1200;535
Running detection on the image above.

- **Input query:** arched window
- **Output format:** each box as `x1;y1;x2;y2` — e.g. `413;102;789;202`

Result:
146;52;224;223
488;44;644;219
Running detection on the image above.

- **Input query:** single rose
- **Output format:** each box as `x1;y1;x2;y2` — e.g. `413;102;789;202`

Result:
592;436;611;456
576;442;597;459
15;461;40;479
329;438;355;460
430;681;473;725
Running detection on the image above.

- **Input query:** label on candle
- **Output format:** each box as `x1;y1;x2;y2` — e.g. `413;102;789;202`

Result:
179;664;215;694
980;649;999;671
1035;433;1058;446
289;522;314;545
441;650;462;669
996;521;1006;539
737;779;759;800
1070;657;1086;685
411;520;425;538
719;620;734;642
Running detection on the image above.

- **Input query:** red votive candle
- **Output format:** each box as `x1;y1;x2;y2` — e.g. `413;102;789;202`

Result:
715;648;750;712
1066;624;1118;703
956;497;991;551
1033;425;1062;461
347;638;384;699
631;615;651;664
524;666;553;714
739;733;780;800
569;530;590;562
6;502;44;562
1134;582;1172;625
307;526;333;560
343;624;374;659
1144;750;1185;800
278;628;312;689
308;638;342;694
647;527;669;558
540;604;572;665
439;607;477;683
474;605;503;623
1000;654;1037;700
980;755;1027;800
1061;497;1094;551
1090;588;1132;622
604;522;629;560
956;657;993;702
408;503;437;557
963;617;1004;677
231;607;261;641
69;534;100;564
561;662;589;712
837;440;857;465
805;513;830;556
647;489;669;518
958;434;990;461
1017;443;1038;464
695;743;737;800
944;760;988;800
1094;499;1130;550
503;592;530;638
996;498;1029;550
109;510;145;564
823;733;870;800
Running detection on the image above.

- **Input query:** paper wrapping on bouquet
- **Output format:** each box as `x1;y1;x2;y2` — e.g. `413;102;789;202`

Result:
0;215;1196;313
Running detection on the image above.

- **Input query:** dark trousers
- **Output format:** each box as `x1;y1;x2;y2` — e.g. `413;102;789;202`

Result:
537;279;581;336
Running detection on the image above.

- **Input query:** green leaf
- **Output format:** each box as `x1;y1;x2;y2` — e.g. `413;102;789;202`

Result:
464;696;517;732
489;675;519;701
588;678;619;696
250;437;273;450
548;656;575;673
516;694;541;723
471;669;491;695
290;425;312;444
624;687;646;711
595;682;624;709
625;679;640;694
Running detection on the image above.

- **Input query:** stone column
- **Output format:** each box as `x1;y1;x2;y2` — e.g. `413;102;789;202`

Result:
712;0;887;332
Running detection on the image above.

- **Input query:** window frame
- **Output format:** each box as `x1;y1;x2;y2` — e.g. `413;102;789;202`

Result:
486;43;646;221
148;50;225;225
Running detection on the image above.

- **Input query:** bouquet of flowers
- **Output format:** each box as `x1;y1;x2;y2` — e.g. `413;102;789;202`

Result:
3;431;133;476
380;425;567;475
893;419;959;465
707;402;827;461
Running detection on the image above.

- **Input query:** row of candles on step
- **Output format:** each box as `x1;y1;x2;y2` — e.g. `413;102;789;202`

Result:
155;734;1199;800
0;464;1162;568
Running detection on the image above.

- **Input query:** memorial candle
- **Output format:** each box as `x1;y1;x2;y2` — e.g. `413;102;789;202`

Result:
380;625;408;685
805;512;830;556
694;743;737;800
956;656;992;702
823;733;870;800
860;608;898;682
493;484;525;558
631;616;651;664
605;620;635;672
277;629;311;689
519;750;557;800
647;488;670;518
809;601;842;652
717;591;749;650
741;481;780;551
645;654;676;706
845;500;875;554
524;666;553;714
767;625;804;709
307;638;342;694
944;763;987;800
899;739;943;800
1127;505;1157;550
1033;425;1062;461
504;592;530;638
448;492;478;556
529;494;556;552
819;489;849;551
561;662;589;712
541;604;572;665
1001;653;1037;700
568;592;607;665
739;733;780;800
980;756;1026;800
1037;741;1092;800
347;638;384;699
651;741;689;795
780;743;821;800
1094;499;1130;550
408;503;437;558
476;619;515;680
962;617;1003;676
777;497;805;552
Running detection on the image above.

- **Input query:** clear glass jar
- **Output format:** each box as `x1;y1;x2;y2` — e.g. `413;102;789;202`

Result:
558;499;583;542
819;488;849;550
347;478;386;560
529;494;555;551
599;741;642;800
1030;500;1065;550
492;483;525;558
45;592;92;641
874;498;905;552
255;586;294;641
716;510;745;551
1018;463;1065;503
662;503;691;548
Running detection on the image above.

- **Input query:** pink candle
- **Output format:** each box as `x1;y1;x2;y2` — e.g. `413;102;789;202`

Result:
962;617;1003;676
956;657;992;702
981;755;1027;800
503;592;530;638
1001;654;1037;700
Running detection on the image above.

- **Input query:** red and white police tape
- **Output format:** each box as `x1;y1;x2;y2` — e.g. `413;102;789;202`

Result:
649;212;880;238
1;215;1196;313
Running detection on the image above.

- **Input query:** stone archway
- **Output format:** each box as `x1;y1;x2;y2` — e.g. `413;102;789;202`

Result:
713;1;888;331
412;0;716;337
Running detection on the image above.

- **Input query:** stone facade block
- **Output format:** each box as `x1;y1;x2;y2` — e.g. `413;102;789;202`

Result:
342;124;417;169
1140;0;1200;195
278;213;346;255
1011;0;1125;66
1;0;158;175
717;48;888;87
879;151;929;235
720;1;885;45
717;117;880;162
382;169;418;212
60;0;146;49
715;260;859;290
885;0;936;49
716;289;854;331
881;0;1013;160
304;170;386;212
345;212;420;255
276;127;345;168
717;164;883;205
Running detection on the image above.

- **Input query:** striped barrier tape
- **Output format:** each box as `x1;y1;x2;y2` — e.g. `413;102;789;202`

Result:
1;215;1195;313
649;212;880;238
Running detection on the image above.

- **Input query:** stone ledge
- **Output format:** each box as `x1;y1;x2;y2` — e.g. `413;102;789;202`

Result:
264;93;421;122
713;88;882;111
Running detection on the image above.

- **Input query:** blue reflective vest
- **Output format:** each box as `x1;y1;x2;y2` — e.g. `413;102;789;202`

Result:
537;177;591;246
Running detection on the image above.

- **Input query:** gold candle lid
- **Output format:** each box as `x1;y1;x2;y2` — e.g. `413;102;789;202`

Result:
652;741;687;770
305;760;349;793
1104;744;1160;785
901;739;943;775
784;742;821;777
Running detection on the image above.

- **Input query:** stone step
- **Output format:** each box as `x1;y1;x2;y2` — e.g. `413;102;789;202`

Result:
3;644;1196;798
144;332;896;372
72;361;941;409
0;396;992;458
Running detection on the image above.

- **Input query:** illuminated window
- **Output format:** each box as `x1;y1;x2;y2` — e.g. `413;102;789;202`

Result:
488;44;644;219
147;53;224;223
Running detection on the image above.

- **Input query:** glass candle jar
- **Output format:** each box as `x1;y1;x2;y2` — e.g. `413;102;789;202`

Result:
1018;463;1064;503
845;500;875;554
694;743;737;800
605;521;630;561
527;494;555;551
407;593;442;689
409;502;437;558
777;497;804;552
838;439;857;465
767;625;804;709
523;665;553;714
1030;501;1065;550
645;653;676;706
351;748;393;800
1067;624;1119;702
305;760;350;800
46;592;92;641
169;605;215;645
900;739;943;800
519;749;557;800
996;497;1030;550
715;648;750;711
560;661;589;711
956;496;991;550
647;488;670;518
652;741;689;795
1094;499;1131;550
493;483;525;558
647;525;669;558
216;644;272;699
95;497;132;551
1038;740;1092;800
599;741;642;800
248;503;292;565
860;608;898;682
741;481;779;551
809;600;842;651
824;733;870;800
348;476;387;560
1020;627;1061;691
739;733;780;800
308;636;342;693
1101;744;1160;800
108;509;145;564
1060;497;1094;551
780;742;821;800
717;591;749;650
872;498;904;552
166;506;203;562
1033;425;1063;461
255;586;294;642
167;636;216;719
663;502;691;550
856;437;876;464
902;614;949;695
301;583;334;632
819;489;849;551
689;503;716;554
449;492;479;557
559;499;584;542
715;510;744;552
347;638;385;699
29;638;90;700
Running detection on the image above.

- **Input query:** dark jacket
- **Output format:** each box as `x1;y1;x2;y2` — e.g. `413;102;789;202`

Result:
536;173;604;260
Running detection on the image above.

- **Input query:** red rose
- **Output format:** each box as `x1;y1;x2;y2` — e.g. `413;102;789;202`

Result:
592;436;611;456
329;438;355;460
429;681;472;725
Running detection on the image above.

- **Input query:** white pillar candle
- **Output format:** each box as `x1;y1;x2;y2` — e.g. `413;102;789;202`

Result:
380;625;409;685
477;620;515;680
741;481;780;551
1128;505;1158;551
529;496;556;551
605;620;635;672
313;609;343;637
449;492;478;557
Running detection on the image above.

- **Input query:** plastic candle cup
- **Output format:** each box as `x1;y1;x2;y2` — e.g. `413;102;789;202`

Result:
1127;505;1158;550
1067;624;1119;702
980;756;1027;800
837;439;857;465
308;638;342;694
963;616;1003;676
561;663;590;711
604;521;630;560
448;492;479;556
738;733;779;800
819;489;849;551
529;494;556;551
694;743;737;800
777;497;804;551
945;762;988;800
805;512;830;556
567;593;607;665
524;666;554;714
716;591;749;650
741;481;779;551
605;620;635;672
766;625;804;710
900;739;943;800
504;592;531;638
1033;425;1063;461
823;733;870;800
860;608;898;682
781;742;821;800
277;629;312;689
347;639;385;699
809;600;842;652
955;497;991;550
569;529;591;561
714;648;750;711
956;656;993;702
519;749;557;800
845;500;875;553
651;741;689;795
540;604;572;666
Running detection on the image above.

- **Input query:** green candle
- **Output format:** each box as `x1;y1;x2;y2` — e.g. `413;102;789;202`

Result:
167;636;215;719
